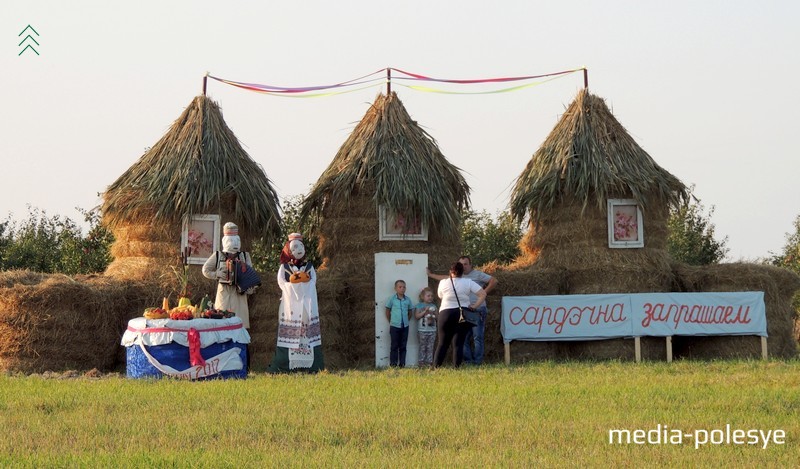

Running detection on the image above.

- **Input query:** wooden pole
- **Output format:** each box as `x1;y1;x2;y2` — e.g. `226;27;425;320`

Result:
634;337;641;363
761;337;768;360
583;68;588;89
386;68;391;95
666;336;673;363
504;342;511;365
202;72;208;96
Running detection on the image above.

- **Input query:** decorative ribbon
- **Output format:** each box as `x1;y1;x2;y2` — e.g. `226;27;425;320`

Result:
388;67;584;84
394;74;570;95
208;67;585;98
187;328;205;367
208;69;385;93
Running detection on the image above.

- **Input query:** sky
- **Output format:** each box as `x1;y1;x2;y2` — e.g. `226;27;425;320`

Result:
2;1;799;261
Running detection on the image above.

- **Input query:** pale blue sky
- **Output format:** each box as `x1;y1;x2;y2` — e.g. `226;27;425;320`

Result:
2;1;798;260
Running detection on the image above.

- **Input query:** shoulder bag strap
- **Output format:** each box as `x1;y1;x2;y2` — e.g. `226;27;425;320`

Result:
449;276;463;311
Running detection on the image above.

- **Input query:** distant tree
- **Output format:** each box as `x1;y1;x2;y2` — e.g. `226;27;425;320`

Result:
251;196;320;272
0;206;113;275
461;209;523;267
768;214;800;320
769;214;800;274
667;188;728;265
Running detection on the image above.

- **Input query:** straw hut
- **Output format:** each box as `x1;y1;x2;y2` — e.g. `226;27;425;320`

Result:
510;88;687;284
506;89;686;359
101;95;282;290
301;92;470;366
500;89;799;360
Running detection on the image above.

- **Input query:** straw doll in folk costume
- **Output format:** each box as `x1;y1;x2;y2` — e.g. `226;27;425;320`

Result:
268;233;325;373
202;222;256;328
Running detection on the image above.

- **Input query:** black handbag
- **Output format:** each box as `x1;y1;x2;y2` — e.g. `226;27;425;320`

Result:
450;276;479;327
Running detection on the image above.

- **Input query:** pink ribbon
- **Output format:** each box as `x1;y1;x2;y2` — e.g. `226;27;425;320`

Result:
187;328;206;367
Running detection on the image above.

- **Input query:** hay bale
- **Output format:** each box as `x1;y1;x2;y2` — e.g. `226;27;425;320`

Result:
484;266;568;362
672;262;800;359
246;279;281;371
0;271;158;373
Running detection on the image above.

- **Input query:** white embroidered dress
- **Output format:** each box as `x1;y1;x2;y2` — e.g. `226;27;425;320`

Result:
277;262;321;369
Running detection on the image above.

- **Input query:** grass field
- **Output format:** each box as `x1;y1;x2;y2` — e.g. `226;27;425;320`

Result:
1;360;799;467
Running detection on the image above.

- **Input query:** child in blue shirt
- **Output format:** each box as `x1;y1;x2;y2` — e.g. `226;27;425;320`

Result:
414;287;438;367
385;279;413;367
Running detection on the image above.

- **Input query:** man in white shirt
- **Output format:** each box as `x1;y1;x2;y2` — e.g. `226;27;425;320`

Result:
427;256;497;364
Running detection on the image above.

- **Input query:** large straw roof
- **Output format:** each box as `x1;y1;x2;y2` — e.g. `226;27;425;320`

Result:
102;95;281;235
510;89;687;221
301;92;470;237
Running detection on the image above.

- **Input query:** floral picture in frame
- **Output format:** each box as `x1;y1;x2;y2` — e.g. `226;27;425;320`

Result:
607;199;644;248
182;214;220;264
379;205;428;241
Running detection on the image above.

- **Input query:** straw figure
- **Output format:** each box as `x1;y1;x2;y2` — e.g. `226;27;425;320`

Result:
301;92;471;366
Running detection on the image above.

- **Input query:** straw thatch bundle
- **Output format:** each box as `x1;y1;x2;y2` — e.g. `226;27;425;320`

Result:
102;95;281;280
302;92;470;243
0;270;158;373
510;89;687;221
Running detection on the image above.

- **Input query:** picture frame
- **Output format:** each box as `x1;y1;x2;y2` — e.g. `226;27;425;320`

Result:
607;199;644;248
181;214;220;264
379;205;428;241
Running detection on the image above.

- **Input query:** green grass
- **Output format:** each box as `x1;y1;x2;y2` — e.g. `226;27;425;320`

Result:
1;361;799;467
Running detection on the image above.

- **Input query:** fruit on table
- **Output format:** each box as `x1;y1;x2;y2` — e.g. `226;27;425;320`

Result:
169;305;196;321
202;309;236;319
144;307;169;319
178;297;192;308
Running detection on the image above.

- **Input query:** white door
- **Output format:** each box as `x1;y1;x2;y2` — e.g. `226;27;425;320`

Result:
374;252;428;368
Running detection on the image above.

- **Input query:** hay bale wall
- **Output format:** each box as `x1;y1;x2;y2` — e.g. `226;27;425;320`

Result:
0;271;159;373
672;263;800;359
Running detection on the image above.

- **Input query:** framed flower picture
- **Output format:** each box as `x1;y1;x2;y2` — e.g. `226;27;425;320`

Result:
182;214;220;264
607;199;644;248
379;206;428;241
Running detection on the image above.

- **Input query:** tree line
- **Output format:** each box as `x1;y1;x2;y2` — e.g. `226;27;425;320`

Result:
2;192;798;278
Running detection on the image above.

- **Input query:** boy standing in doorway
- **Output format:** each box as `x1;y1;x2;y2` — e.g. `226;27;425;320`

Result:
385;280;413;367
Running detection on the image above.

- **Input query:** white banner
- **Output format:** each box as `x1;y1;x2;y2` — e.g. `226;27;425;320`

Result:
137;342;244;380
630;292;766;337
501;292;766;343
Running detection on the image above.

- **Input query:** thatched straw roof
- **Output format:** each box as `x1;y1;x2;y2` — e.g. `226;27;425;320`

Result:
102;95;281;235
510;89;687;221
301;92;470;238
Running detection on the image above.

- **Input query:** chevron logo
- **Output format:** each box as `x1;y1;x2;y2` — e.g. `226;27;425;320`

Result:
18;25;40;56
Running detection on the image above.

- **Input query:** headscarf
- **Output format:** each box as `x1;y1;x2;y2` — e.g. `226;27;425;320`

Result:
280;232;306;266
